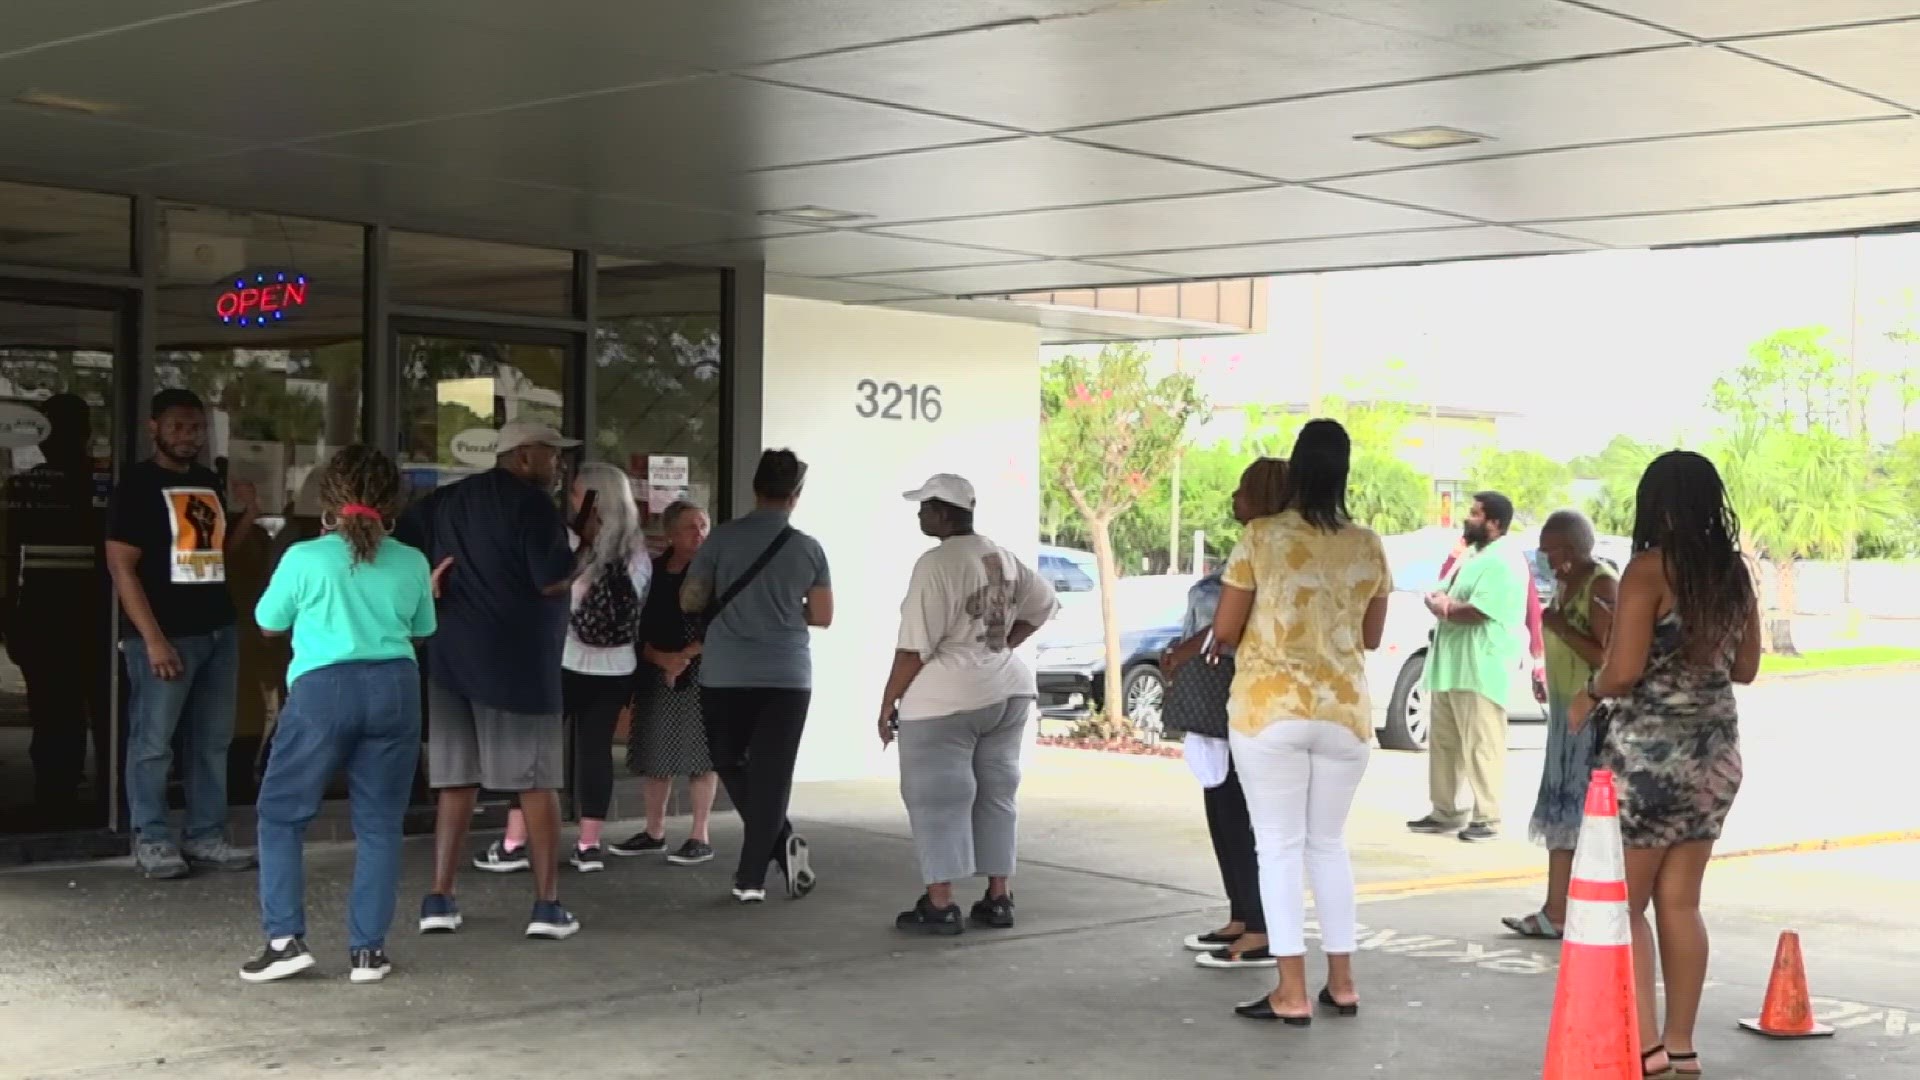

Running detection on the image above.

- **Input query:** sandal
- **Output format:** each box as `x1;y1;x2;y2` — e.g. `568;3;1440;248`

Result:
1641;1045;1671;1078
1501;910;1563;939
1667;1050;1701;1077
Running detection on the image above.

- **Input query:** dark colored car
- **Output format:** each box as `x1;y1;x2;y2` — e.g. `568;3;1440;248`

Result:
1033;575;1194;735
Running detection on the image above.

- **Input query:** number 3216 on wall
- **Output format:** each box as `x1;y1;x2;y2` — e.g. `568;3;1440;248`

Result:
855;380;943;422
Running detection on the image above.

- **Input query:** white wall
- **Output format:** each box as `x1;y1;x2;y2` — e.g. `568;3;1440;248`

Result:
760;296;1041;782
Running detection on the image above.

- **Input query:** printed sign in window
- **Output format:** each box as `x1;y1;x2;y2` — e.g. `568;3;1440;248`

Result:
164;486;227;584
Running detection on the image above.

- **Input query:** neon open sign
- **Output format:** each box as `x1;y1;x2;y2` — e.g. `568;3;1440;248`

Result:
215;270;309;327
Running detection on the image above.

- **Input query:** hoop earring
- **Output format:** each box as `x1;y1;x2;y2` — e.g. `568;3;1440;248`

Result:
319;511;338;532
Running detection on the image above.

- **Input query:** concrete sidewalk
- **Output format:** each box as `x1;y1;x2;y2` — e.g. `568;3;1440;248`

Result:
3;750;1914;1079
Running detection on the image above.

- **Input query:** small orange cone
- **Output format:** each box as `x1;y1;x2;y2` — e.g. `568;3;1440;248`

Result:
1739;931;1835;1038
1542;769;1641;1080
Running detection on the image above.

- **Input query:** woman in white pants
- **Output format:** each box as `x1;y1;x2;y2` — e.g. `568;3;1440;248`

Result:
1210;419;1392;1026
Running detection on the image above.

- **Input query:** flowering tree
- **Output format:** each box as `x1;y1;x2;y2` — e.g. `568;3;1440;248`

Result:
1041;345;1206;735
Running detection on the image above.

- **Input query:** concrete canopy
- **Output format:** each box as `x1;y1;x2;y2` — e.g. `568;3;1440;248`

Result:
5;1;1920;317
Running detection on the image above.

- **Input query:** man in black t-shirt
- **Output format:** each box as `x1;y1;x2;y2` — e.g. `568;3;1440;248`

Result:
105;389;259;879
395;420;595;940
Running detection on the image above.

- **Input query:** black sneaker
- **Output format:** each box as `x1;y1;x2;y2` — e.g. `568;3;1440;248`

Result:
667;839;715;865
239;938;316;983
349;948;392;983
1458;822;1500;843
569;846;606;872
607;832;668;857
472;840;530;873
526;900;581;940
970;891;1016;929
1406;816;1455;834
895;895;964;936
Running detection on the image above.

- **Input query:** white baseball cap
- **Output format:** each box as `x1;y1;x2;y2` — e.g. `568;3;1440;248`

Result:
903;473;976;510
494;420;580;455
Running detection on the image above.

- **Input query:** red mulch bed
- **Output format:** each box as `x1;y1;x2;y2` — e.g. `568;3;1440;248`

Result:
1035;735;1184;758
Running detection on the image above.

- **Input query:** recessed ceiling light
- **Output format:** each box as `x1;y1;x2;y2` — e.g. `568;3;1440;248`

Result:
1355;125;1487;151
758;206;873;225
12;89;118;116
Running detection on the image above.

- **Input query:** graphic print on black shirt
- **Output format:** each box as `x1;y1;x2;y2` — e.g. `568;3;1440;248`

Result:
105;459;235;637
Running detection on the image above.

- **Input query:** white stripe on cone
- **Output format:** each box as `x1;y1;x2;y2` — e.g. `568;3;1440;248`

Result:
1564;897;1630;948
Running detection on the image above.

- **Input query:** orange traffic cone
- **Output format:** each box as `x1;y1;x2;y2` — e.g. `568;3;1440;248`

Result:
1739;931;1835;1038
1543;769;1641;1080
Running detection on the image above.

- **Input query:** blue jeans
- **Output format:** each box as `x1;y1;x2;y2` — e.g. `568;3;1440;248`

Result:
123;627;239;843
257;657;422;941
257;658;421;950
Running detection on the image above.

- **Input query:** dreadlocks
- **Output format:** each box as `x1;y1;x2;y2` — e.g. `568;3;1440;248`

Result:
1631;450;1754;659
318;445;401;566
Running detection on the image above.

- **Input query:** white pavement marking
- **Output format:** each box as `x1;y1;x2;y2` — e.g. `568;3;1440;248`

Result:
1300;919;1916;1038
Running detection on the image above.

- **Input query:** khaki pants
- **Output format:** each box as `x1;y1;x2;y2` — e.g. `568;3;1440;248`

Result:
1427;689;1506;827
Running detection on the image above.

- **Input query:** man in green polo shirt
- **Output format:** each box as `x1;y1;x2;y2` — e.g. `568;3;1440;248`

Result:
1408;491;1528;843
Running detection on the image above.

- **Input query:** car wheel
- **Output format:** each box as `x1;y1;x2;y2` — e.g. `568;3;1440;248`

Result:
1380;652;1429;752
1121;664;1166;739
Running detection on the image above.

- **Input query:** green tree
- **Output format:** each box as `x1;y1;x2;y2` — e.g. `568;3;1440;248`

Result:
1041;345;1206;735
1466;447;1572;525
1708;327;1898;652
1569;435;1661;536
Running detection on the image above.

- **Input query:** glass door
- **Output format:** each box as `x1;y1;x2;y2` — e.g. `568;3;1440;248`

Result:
392;324;573;505
0;292;123;835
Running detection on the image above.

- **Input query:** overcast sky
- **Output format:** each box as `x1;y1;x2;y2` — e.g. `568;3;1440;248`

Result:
1124;230;1920;461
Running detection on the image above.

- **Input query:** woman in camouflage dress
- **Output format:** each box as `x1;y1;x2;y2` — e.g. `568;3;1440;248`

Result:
1569;451;1760;1079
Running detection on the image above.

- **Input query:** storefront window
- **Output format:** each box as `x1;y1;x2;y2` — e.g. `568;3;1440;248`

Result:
153;205;365;784
389;232;574;318
0;181;131;273
395;332;569;503
592;261;724;529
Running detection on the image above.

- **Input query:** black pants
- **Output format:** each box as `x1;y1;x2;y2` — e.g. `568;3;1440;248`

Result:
1203;757;1265;933
700;686;811;890
562;670;630;821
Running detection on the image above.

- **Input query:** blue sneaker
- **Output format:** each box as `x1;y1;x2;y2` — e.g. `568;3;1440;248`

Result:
418;893;463;934
526;900;580;940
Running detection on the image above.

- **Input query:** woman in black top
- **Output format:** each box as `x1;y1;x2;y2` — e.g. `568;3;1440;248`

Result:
608;501;718;864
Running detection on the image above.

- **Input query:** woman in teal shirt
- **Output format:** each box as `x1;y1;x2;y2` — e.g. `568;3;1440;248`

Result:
240;446;437;985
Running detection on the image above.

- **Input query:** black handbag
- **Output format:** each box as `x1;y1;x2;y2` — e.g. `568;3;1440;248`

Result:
1162;643;1234;739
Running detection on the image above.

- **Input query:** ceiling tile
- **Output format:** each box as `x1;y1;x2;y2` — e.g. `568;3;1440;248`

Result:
1109;226;1591;278
758;0;1675;131
0;0;700;144
134;149;523;225
1323;117;1920;222
1535;190;1920;247
1076;48;1896;182
1585;1;1920;39
416;0;1102;70
1742;19;1920;111
680;230;1038;277
0;107;240;174
885;186;1464;257
0;1;236;57
302;77;1008;190
843;259;1165;296
742;138;1250;224
767;274;944;304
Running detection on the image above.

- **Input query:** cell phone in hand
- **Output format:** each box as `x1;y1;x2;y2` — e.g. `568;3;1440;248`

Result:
571;488;598;536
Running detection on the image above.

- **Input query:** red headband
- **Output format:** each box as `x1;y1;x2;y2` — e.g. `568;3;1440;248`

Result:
338;504;382;520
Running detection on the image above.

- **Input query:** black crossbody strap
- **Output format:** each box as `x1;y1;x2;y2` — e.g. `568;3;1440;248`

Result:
708;526;797;625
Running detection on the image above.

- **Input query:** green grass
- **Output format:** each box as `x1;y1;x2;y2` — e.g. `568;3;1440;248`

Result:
1759;646;1920;675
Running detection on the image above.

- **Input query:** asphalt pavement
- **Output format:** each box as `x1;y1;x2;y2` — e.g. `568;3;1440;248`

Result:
2;670;1915;1079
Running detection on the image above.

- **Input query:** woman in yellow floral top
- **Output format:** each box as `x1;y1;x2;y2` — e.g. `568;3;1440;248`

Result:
1212;419;1392;1026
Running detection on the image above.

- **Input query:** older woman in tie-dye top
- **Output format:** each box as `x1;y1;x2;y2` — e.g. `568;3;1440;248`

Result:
1211;419;1392;1027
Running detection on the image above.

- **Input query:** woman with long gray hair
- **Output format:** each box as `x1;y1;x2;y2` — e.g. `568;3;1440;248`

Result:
608;499;718;864
474;462;650;874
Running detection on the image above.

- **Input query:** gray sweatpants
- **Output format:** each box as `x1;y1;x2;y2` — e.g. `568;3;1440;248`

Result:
897;696;1033;886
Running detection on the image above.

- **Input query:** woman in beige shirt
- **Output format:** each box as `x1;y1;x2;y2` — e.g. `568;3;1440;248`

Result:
1212;419;1392;1026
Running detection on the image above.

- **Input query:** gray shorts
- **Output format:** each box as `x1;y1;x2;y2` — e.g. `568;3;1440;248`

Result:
426;680;565;791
